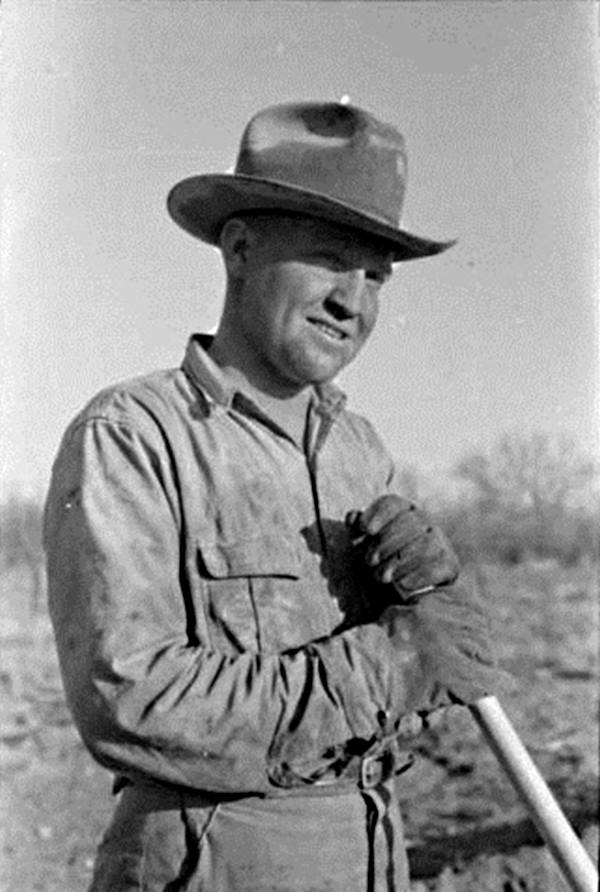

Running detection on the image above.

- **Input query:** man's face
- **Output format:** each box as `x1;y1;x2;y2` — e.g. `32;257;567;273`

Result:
231;215;394;396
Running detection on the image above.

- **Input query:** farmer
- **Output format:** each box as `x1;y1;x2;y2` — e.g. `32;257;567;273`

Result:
44;101;500;892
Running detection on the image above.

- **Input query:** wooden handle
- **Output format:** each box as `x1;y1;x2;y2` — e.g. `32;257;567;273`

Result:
470;696;598;892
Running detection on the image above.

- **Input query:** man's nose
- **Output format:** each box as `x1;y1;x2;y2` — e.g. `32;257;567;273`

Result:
325;269;365;319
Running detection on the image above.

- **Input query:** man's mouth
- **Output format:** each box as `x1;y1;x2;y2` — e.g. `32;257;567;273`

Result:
309;319;347;341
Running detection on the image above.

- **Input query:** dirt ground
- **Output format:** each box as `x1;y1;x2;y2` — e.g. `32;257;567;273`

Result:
1;559;598;891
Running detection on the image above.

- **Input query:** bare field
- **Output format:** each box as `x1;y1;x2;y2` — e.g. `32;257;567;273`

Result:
0;560;598;891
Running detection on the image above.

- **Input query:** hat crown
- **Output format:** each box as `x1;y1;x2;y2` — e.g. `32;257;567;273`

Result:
167;100;453;261
234;102;407;228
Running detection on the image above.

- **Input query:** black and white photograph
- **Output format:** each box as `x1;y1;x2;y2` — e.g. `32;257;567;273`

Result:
1;2;598;890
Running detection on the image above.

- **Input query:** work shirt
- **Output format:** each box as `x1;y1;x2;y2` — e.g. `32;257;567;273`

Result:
44;334;434;891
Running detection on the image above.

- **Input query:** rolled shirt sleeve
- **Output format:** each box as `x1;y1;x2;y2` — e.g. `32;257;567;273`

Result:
44;409;428;796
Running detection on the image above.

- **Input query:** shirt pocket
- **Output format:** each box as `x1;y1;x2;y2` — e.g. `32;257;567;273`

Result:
196;532;304;655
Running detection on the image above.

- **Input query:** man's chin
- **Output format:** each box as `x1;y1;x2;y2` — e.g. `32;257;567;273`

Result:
281;345;357;390
302;351;355;384
303;362;346;387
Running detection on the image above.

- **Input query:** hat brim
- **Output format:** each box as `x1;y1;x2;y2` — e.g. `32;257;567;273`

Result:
167;174;455;262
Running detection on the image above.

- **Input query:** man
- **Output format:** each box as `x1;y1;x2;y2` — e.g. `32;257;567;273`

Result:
44;102;500;892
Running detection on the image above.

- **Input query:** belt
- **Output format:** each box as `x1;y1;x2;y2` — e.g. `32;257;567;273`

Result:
113;737;415;802
357;737;414;790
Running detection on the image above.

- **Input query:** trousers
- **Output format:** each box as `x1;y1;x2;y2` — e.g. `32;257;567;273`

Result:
88;781;410;892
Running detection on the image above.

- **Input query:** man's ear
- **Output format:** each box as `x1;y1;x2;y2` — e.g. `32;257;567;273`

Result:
220;217;256;279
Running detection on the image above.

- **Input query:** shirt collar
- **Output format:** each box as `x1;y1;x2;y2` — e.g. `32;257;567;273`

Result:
181;333;347;420
182;333;235;408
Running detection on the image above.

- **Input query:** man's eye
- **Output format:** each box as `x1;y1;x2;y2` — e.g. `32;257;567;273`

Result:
365;269;388;284
317;254;345;271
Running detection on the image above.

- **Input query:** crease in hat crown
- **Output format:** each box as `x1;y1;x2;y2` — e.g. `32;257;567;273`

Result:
167;101;455;262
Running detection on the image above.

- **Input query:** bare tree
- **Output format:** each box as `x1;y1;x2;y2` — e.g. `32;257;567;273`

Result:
450;432;598;564
456;432;596;513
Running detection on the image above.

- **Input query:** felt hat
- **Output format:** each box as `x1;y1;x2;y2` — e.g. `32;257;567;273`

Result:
167;101;454;261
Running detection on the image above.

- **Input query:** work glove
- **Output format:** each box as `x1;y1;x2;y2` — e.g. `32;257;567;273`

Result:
346;495;460;599
379;584;508;707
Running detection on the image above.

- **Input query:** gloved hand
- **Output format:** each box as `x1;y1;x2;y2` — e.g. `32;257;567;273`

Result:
346;495;460;599
378;584;509;707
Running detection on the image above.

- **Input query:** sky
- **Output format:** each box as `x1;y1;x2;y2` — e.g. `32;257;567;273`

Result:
2;0;598;497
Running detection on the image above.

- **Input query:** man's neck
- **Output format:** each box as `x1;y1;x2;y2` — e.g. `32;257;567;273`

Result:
249;387;313;445
206;340;313;445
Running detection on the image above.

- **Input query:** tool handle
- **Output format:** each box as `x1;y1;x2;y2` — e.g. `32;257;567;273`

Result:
470;696;598;892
